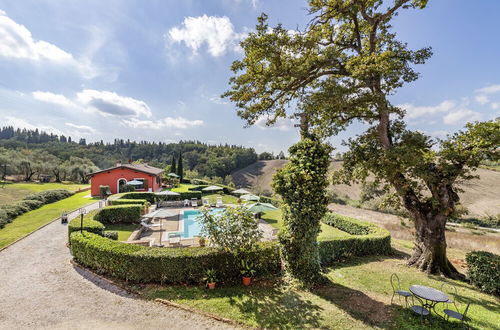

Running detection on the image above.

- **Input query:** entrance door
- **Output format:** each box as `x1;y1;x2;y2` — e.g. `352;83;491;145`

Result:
118;178;127;193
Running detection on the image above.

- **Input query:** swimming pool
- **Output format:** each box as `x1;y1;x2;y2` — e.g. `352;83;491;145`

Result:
182;208;224;238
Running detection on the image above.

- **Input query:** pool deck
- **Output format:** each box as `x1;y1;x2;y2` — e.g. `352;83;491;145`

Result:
132;206;278;248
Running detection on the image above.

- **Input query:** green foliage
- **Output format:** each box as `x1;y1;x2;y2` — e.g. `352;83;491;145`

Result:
24;189;73;204
466;251;500;295
177;151;183;181
241;259;256;277
99;185;111;199
94;205;142;224
170;155;176;174
0;128;257;178
203;269;217;284
319;213;392;265
199;206;262;254
111;199;150;207
272;135;332;284
0;189;73;229
120;192;156;203
68;212;105;238
119;184;136;193
103;231;119;240
69;231;280;284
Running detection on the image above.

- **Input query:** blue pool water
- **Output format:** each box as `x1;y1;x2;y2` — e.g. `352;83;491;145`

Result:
182;208;224;238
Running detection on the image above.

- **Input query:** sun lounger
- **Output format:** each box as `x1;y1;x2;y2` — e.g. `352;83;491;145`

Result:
140;220;161;231
183;199;190;207
202;198;210;207
191;198;199;207
216;197;223;208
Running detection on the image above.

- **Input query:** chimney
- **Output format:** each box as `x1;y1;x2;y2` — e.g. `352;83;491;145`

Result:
116;160;122;167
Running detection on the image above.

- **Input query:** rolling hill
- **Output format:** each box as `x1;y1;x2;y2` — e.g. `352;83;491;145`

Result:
232;160;500;217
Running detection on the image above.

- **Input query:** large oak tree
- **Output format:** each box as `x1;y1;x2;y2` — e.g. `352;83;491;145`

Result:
224;0;500;278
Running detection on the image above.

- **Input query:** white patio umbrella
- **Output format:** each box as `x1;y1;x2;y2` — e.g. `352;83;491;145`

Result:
167;172;180;178
202;185;224;192
126;179;143;186
155;190;180;196
232;188;251;195
240;194;260;201
143;209;178;218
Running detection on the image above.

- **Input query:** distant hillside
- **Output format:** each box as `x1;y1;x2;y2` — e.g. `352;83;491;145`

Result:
232;160;500;217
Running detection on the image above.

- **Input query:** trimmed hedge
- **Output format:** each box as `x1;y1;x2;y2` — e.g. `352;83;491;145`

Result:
68;211;105;238
111;199;150;207
120;192;156;203
0;189;73;229
103;231;119;240
318;212;392;265
70;231;280;284
466;251;499;295
94;205;142;224
159;191;202;201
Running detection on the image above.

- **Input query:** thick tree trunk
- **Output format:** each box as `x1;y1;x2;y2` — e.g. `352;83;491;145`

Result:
408;213;462;279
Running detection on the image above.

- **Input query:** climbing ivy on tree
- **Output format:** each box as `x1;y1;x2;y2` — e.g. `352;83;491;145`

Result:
272;134;332;285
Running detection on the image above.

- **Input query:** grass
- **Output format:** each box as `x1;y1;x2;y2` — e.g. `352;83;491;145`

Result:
0;181;89;205
105;223;138;241
0;191;98;249
262;208;351;240
138;242;500;329
171;184;198;193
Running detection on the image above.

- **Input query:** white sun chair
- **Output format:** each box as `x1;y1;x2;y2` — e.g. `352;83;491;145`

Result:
191;198;199;207
183;199;190;207
202;198;210;207
216;196;223;208
140;220;161;232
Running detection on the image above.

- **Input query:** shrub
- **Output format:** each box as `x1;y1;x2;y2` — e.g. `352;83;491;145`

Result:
68;212;105;238
319;212;392;265
94;205;142;224
466;251;500;295
99;185;111;199
69;231;280;284
188;185;208;191
159;191;202;201
120;192;156;203
120;185;136;193
111;199;150;207
24;189;73;204
103;231;119;240
0;209;8;229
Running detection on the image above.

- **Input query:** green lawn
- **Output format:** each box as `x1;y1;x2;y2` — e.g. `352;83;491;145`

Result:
0;182;89;205
0;191;97;249
140;242;500;329
105;223;138;241
171;184;198;192
262;209;351;240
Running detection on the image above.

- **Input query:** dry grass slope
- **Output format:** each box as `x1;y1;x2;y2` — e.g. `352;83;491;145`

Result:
232;160;500;217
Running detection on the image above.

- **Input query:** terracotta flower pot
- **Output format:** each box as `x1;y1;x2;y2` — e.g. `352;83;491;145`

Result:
242;277;252;286
207;282;216;289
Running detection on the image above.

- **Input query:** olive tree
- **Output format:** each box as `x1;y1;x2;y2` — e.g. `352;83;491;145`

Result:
224;0;499;278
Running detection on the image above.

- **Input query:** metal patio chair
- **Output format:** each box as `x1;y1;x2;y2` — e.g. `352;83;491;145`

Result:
390;273;413;307
441;286;471;329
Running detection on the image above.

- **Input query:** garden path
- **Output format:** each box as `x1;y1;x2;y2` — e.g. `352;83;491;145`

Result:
0;203;238;330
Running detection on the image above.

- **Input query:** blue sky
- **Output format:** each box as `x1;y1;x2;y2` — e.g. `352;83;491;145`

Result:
0;0;499;154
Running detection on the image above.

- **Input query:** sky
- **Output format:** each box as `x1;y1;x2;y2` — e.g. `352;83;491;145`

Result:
0;0;499;154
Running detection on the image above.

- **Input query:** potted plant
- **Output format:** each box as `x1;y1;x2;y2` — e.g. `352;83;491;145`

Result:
203;269;217;289
240;259;256;286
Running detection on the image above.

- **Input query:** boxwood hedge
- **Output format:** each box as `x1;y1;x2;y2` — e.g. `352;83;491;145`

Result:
318;212;392;265
466;251;499;295
111;199;150;207
70;231;280;284
68;210;391;284
0;189;74;229
94;205;142;224
120;192;157;203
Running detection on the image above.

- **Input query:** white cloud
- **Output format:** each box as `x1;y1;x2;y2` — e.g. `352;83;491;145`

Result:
475;84;500;95
475;94;489;105
491;102;500;110
122;117;203;129
32;91;75;107
255;116;296;131
209;95;228;105
65;122;96;134
168;15;245;57
400;100;455;119
443;109;482;125
77;89;152;118
0;10;72;62
3;116;64;135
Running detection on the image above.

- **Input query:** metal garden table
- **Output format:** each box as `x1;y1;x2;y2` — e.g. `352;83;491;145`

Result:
410;285;449;319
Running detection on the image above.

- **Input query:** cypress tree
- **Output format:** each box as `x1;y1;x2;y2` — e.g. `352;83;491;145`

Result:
170;155;176;174
177;151;183;181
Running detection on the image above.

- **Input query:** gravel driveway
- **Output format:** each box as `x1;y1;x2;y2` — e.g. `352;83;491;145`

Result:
0;203;238;330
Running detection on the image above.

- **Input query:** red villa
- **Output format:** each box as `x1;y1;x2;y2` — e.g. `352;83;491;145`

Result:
88;162;164;196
